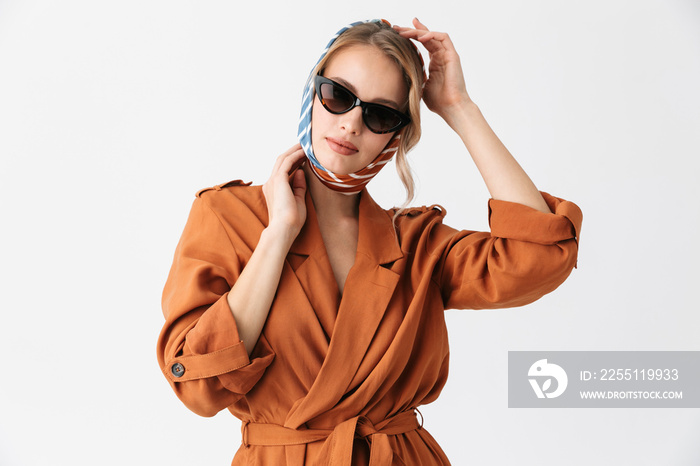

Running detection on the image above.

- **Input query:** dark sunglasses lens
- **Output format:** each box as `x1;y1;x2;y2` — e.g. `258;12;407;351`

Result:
364;106;402;133
320;82;354;113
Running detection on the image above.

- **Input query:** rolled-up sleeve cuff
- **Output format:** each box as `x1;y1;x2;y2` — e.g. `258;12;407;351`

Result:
164;341;250;383
488;191;582;244
163;293;275;386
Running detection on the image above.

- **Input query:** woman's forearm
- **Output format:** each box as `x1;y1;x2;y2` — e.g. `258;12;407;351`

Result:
443;99;551;213
226;225;296;355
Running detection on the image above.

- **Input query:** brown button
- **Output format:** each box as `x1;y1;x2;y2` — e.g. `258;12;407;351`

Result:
171;362;185;378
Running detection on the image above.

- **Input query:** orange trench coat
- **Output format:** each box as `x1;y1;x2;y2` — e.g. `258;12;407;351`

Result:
157;180;582;465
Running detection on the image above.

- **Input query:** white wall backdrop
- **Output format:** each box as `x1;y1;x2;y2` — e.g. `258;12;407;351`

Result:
1;0;698;464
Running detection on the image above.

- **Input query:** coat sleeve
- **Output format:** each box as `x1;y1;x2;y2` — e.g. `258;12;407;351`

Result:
157;194;275;417
432;192;582;310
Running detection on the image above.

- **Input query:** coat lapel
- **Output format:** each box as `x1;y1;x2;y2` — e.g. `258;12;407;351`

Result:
286;189;404;428
287;190;341;338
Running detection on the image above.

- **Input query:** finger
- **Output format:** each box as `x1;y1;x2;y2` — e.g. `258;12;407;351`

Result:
412;17;429;31
398;29;448;46
398;29;455;55
395;28;436;46
395;25;449;43
271;146;294;173
288;156;306;176
271;144;304;174
277;147;306;176
393;17;428;32
291;169;306;199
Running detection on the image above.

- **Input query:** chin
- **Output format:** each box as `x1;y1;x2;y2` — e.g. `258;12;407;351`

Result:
315;152;361;175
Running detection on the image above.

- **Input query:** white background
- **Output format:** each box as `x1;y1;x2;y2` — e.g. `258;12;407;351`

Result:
1;0;699;465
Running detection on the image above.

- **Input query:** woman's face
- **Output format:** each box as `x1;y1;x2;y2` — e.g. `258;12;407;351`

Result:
311;44;407;175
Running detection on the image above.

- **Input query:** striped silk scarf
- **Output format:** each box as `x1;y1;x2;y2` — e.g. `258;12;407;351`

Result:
297;19;421;195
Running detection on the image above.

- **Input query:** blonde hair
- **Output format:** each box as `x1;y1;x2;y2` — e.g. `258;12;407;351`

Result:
311;21;425;212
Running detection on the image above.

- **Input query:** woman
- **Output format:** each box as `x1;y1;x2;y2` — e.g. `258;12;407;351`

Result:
157;18;582;465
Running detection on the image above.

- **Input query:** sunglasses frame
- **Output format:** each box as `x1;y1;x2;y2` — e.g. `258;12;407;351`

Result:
314;75;411;134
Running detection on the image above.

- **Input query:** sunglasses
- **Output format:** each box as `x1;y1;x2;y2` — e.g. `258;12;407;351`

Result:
314;75;411;134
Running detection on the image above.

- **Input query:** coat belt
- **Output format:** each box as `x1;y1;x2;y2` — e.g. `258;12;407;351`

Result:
241;410;422;466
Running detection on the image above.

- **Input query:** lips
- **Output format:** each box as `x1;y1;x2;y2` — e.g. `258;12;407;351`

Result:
326;137;358;156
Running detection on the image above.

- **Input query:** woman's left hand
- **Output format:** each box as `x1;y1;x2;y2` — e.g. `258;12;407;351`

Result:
394;18;471;121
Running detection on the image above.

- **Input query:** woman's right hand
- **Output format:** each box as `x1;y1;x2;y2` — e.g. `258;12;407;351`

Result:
262;144;308;245
227;145;307;355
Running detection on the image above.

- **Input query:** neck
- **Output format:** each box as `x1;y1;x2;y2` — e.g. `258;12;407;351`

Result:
304;164;361;220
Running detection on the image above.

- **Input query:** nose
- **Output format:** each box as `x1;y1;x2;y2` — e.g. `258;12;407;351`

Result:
339;106;363;134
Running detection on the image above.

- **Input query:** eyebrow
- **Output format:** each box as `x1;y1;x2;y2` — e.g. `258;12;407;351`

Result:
330;76;402;109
